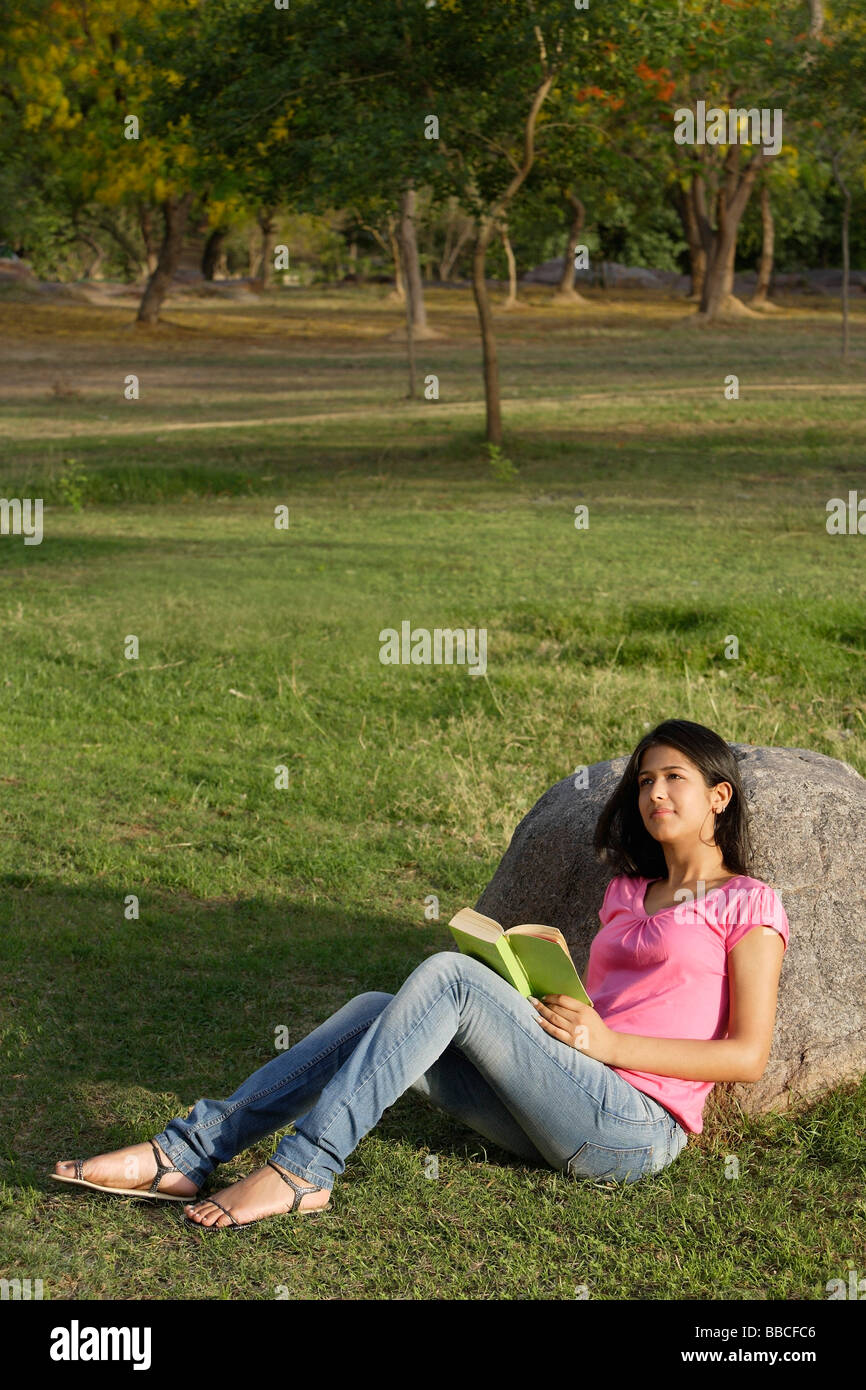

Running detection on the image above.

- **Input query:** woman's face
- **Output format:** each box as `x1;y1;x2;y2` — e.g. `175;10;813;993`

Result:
636;744;730;847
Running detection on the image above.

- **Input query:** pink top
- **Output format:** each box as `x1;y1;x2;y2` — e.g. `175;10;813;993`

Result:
585;873;790;1134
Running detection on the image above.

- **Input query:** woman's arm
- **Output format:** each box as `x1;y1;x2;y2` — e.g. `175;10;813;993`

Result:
607;927;786;1083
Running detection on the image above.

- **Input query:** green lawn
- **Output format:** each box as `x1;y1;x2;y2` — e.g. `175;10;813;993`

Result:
1;285;864;1299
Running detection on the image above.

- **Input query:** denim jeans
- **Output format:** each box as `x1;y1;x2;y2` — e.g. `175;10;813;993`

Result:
153;950;689;1192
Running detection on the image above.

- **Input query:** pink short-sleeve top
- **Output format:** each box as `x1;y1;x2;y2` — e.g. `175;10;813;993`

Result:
585;873;790;1134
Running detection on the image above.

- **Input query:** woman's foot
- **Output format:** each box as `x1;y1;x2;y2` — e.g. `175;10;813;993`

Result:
184;1161;330;1229
53;1140;198;1198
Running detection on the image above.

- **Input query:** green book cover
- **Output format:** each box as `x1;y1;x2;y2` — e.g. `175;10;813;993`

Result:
507;933;592;1005
448;920;533;996
447;908;592;1005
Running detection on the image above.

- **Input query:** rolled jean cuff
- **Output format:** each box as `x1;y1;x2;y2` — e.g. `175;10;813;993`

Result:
270;1158;334;1193
151;1128;213;1187
269;1144;335;1192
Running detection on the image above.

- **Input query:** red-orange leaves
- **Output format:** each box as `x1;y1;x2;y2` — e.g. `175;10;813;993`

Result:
635;59;675;103
574;84;624;110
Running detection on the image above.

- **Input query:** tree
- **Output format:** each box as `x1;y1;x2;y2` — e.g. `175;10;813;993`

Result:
614;0;838;321
435;197;475;283
749;175;777;308
136;191;195;321
408;0;636;441
355;203;405;298
396;181;437;340
141;0;445;361
202;223;230;280
793;0;866;358
534;58;672;308
0;0;207;319
199;0;638;440
554;192;589;302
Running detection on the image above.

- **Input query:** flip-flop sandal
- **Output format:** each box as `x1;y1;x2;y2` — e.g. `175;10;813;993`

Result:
49;1139;194;1203
182;1160;329;1234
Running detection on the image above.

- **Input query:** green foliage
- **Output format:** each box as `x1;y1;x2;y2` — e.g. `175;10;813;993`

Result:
2;0;865;287
56;457;93;511
484;442;519;482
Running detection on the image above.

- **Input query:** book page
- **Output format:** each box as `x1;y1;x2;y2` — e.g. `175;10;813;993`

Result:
448;907;503;941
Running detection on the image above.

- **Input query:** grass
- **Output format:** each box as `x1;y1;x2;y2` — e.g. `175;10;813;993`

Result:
0;282;864;1300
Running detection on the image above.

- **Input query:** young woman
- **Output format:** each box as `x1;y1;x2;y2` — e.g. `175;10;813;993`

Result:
52;718;789;1230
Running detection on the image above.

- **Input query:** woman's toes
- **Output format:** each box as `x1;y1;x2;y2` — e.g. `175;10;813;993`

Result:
187;1202;227;1228
184;1195;241;1229
186;1201;213;1224
54;1159;91;1179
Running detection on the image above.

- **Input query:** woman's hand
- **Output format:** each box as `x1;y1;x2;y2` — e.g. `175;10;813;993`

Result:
530;994;618;1064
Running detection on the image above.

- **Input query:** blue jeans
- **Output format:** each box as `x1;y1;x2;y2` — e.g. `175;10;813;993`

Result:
153;951;689;1191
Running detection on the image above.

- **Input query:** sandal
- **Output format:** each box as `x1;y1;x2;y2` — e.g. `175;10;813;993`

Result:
49;1139;194;1203
182;1160;329;1234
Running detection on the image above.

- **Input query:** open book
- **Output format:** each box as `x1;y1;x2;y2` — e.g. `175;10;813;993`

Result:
448;907;593;1005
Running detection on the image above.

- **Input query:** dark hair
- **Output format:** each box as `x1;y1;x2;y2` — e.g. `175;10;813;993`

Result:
592;719;755;879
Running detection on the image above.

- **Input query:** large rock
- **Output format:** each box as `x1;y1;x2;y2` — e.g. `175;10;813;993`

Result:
520;257;667;289
468;744;866;1121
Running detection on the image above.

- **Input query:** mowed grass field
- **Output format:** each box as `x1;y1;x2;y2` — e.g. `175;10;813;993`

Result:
0;282;864;1300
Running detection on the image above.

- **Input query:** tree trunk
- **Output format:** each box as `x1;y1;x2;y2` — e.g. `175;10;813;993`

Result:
388;216;405;300
399;204;416;399
422;216;436;287
247;224;259;277
78;233;106;280
258;209;277;288
691;173;714;296
500;221;525;309
93;213;148;279
750;181;776;308
136;192;194;325
698;145;765;320
390;183;439;338
456;69;554;440
202;226;228;281
439;198;474;282
138;204;159;275
471;219;502;445
702;213;740;319
358;213;404;300
555;191;589;303
687;180;708;302
832;149;851;360
671;177;706;301
400;183;428;332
